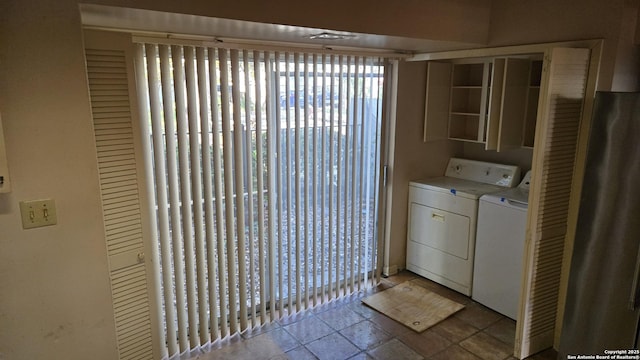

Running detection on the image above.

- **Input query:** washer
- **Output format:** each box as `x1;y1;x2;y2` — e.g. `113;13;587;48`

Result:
472;171;531;319
406;158;520;296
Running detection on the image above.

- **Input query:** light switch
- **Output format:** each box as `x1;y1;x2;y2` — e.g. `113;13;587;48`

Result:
19;199;57;229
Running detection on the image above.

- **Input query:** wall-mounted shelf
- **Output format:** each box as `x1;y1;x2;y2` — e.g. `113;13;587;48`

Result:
448;61;491;142
423;55;543;151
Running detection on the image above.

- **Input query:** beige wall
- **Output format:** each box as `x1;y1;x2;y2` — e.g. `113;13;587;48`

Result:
87;0;492;44
611;0;640;91
489;0;639;92
386;61;462;273
0;0;638;358
0;1;118;359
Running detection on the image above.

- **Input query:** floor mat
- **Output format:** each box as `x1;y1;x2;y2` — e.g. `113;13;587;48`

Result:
362;281;465;332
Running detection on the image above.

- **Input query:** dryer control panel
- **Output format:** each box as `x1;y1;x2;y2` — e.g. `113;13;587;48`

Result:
444;158;520;188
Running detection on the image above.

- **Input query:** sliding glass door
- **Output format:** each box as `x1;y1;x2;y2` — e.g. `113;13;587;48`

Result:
135;43;386;355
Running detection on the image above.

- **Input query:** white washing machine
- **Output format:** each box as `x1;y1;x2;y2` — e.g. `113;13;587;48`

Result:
406;158;520;296
472;171;531;319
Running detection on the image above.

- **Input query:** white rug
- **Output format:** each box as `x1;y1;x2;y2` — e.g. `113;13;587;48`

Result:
362;281;465;332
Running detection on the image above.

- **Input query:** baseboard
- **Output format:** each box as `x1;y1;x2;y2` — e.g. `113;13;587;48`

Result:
383;265;398;277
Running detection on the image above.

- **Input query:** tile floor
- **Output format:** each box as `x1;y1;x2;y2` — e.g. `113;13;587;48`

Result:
184;271;558;360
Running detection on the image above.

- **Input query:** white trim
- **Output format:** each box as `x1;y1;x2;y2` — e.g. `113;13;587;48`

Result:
382;60;399;279
408;39;603;62
383;265;399;277
129;34;410;59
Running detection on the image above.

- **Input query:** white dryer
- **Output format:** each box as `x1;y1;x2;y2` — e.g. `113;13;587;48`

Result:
472;171;531;319
406;158;520;296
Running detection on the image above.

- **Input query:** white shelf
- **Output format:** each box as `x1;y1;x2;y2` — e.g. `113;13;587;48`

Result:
424;56;542;150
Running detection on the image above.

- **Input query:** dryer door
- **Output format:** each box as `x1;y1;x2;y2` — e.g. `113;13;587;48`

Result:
409;203;470;260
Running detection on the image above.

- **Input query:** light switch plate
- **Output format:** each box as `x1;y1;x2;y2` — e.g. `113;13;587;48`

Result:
19;199;57;229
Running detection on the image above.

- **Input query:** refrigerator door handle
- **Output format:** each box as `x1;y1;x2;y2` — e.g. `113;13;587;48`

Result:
629;244;640;311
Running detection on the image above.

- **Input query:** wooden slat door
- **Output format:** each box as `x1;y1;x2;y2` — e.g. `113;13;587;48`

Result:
514;47;591;359
84;30;162;360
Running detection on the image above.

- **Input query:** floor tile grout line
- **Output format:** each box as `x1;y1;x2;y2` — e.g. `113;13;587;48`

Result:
186;271;542;360
426;343;478;360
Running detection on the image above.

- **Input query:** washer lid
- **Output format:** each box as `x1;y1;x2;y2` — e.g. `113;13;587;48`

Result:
480;188;529;208
480;170;532;206
410;177;506;200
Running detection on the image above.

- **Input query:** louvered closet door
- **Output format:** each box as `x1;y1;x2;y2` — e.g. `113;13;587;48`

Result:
515;47;591;359
85;36;160;360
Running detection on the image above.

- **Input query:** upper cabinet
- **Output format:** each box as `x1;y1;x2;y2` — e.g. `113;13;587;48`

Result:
486;57;530;151
449;61;491;142
423;62;452;142
423;55;543;151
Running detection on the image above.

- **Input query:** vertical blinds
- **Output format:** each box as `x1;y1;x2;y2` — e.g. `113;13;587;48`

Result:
135;43;385;356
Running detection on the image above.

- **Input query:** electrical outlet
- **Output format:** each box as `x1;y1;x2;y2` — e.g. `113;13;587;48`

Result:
19;199;57;229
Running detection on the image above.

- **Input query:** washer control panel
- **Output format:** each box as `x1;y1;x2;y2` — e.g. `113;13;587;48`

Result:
444;158;521;188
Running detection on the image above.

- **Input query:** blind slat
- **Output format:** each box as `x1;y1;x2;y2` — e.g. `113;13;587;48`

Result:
231;49;249;331
284;51;294;313
336;54;344;299
208;47;228;338
242;49;257;329
265;51;278;323
254;50;267;324
274;52;285;317
303;54;311;308
320;54;327;304
311;54;319;307
184;46;208;347
328;54;336;301
172;45;199;350
219;48;239;334
351;56;360;292
196;46;218;342
294;52;302;313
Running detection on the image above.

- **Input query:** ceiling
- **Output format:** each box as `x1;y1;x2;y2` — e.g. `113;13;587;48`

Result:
79;4;482;54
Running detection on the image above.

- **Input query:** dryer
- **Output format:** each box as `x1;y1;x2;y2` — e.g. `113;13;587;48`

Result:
406;158;520;296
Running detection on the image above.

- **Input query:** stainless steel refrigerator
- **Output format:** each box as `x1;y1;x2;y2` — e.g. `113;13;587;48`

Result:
559;92;640;357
